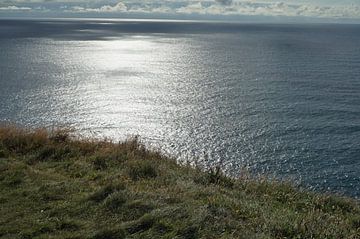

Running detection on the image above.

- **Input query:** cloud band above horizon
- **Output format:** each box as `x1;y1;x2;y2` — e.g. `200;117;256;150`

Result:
0;0;359;21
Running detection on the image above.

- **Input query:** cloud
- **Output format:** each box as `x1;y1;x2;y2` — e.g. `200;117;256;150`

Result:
1;0;360;19
128;5;173;14
177;2;204;14
174;1;360;19
0;5;31;11
69;2;127;13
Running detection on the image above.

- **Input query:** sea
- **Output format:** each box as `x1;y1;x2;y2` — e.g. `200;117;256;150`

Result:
0;19;359;197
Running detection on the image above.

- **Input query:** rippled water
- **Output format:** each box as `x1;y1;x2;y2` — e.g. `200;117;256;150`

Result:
0;19;360;197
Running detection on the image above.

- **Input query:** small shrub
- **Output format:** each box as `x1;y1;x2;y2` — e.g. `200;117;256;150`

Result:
127;161;158;181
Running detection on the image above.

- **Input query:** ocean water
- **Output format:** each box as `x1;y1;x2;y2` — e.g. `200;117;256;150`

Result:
0;19;359;197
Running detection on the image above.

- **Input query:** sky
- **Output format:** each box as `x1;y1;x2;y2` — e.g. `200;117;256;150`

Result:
0;0;360;22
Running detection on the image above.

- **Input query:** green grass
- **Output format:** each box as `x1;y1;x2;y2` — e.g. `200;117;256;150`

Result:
0;126;359;238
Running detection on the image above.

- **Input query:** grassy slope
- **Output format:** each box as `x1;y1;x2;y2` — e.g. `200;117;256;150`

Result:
0;126;359;239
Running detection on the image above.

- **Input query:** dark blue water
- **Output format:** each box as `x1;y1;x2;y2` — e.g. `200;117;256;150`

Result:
0;19;359;197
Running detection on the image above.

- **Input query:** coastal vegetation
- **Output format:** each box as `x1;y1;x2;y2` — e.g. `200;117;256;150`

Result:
0;126;359;238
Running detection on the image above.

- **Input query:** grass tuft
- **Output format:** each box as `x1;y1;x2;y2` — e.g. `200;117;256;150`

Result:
125;214;155;234
127;161;158;180
91;155;108;170
92;228;126;239
195;166;234;188
0;148;7;158
103;191;128;211
56;220;81;231
176;225;199;239
89;183;126;203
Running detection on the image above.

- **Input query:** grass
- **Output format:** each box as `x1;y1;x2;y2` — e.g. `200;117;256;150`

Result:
0;126;359;238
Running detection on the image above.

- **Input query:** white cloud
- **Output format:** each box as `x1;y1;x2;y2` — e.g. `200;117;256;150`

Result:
0;5;31;11
69;2;127;12
177;2;204;14
174;1;360;19
1;0;360;19
127;5;173;14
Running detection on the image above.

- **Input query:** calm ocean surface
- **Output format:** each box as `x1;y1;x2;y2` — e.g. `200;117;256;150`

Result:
0;19;359;197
